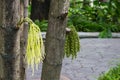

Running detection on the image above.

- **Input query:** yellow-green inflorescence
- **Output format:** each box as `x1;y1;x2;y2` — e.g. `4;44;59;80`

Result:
65;25;80;59
18;17;80;73
18;17;45;73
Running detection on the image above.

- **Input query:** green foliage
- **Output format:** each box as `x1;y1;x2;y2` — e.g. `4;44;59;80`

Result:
99;28;112;38
98;65;120;80
34;19;48;31
28;5;31;17
28;0;120;34
68;0;120;38
68;15;104;32
28;0;120;35
64;25;80;59
98;23;114;38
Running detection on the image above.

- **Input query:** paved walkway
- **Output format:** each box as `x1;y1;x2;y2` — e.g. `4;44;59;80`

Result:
26;39;120;80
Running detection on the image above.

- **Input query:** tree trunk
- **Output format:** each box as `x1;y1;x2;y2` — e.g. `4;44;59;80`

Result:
41;0;70;80
20;0;29;80
30;0;50;21
0;0;26;80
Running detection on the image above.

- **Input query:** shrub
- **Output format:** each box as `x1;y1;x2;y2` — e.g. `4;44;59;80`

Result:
98;65;120;80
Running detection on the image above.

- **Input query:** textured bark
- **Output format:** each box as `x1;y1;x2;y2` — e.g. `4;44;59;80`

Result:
20;0;29;80
30;0;50;21
41;0;70;80
0;0;26;80
0;27;5;80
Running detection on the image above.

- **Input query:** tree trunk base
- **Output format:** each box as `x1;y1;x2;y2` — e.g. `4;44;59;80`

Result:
60;75;71;80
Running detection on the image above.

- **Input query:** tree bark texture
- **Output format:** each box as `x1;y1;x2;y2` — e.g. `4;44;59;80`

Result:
20;0;29;80
0;0;26;80
30;0;50;21
41;0;70;80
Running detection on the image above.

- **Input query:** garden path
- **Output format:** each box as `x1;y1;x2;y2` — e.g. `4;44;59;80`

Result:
27;39;120;80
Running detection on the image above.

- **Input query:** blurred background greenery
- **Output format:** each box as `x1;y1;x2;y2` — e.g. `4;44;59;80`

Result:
28;0;120;38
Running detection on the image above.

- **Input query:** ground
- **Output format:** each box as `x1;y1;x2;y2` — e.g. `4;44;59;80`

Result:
26;38;120;80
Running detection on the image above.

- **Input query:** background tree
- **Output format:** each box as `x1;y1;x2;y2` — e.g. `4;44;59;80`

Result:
0;0;28;80
41;0;70;80
30;0;50;21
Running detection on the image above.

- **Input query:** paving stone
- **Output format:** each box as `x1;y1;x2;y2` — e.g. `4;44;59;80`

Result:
27;39;120;80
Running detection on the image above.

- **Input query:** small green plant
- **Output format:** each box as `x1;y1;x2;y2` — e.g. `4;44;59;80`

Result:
99;26;112;38
98;64;120;80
